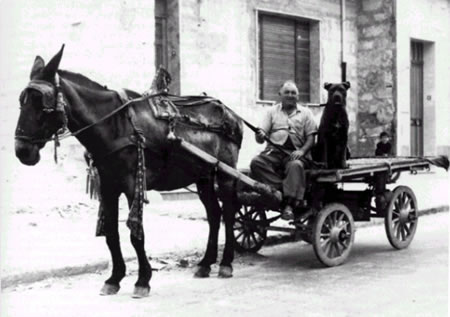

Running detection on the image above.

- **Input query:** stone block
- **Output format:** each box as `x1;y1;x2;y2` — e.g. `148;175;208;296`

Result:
357;15;371;25
360;41;374;50
362;0;383;12
374;13;387;21
362;25;385;37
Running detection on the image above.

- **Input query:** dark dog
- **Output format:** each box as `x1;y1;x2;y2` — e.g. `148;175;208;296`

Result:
315;82;351;169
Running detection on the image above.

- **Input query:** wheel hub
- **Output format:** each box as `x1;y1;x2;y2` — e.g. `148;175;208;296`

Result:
399;208;410;225
330;227;342;243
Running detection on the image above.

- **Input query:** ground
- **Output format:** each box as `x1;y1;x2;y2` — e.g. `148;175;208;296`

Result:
2;213;448;317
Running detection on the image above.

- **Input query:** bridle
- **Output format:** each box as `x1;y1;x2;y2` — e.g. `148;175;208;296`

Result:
16;73;69;145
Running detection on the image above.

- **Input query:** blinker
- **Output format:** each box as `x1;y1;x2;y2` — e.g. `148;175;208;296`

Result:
19;80;56;111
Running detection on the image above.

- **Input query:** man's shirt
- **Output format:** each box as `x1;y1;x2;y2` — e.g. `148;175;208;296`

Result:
260;103;317;156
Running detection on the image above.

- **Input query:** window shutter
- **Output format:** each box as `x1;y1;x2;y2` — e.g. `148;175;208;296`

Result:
259;14;310;102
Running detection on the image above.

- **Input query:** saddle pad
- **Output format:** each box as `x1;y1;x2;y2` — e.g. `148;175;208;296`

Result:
147;94;243;147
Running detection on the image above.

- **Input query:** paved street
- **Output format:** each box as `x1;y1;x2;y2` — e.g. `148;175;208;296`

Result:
2;212;447;317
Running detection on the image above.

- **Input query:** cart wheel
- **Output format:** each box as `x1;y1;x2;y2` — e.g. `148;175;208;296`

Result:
384;186;418;249
234;205;267;253
312;203;355;267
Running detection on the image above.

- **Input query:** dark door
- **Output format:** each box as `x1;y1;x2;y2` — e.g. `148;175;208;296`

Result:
410;41;424;156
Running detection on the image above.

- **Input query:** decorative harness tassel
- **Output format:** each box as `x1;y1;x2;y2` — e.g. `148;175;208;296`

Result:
126;131;148;240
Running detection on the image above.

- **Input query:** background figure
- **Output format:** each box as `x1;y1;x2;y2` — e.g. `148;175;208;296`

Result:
375;132;392;156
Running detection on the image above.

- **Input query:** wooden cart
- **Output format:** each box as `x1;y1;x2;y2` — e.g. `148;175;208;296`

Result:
233;157;440;267
174;138;447;267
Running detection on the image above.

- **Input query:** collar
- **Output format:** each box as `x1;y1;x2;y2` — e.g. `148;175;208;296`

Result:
277;103;302;114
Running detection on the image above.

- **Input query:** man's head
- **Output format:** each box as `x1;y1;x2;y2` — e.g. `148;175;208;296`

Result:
279;80;299;108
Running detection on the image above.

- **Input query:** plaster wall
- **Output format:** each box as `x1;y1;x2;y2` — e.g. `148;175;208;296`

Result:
178;0;358;167
396;0;450;156
0;0;156;96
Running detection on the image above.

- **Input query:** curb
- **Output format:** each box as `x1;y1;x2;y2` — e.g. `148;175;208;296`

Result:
2;205;448;289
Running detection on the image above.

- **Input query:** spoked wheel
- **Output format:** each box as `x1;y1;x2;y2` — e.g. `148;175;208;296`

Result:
384;186;418;249
234;205;267;253
312;203;355;267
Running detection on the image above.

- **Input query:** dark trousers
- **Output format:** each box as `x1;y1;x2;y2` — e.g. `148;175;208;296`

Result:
250;149;310;203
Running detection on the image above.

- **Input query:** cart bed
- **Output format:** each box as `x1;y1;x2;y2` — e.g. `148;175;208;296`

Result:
306;157;434;183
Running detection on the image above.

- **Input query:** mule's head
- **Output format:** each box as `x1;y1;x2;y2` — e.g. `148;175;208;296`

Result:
15;45;67;165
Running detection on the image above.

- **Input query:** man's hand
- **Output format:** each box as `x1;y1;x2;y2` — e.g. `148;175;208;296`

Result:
289;149;305;161
255;128;266;144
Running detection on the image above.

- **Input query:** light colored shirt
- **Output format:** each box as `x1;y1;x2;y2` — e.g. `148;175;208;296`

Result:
260;103;317;154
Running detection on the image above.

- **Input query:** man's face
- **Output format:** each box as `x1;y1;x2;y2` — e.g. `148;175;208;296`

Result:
280;83;299;107
381;136;389;144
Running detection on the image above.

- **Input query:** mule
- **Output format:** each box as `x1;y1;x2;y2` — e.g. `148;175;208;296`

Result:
15;46;243;298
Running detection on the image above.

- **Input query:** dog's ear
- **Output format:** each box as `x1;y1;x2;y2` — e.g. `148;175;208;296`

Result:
324;82;332;90
343;81;351;90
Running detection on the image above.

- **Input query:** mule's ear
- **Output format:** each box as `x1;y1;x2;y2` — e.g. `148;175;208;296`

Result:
343;81;351;89
324;82;332;90
30;56;45;79
42;44;65;78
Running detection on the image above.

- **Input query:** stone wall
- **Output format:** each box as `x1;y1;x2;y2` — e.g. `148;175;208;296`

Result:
355;0;396;156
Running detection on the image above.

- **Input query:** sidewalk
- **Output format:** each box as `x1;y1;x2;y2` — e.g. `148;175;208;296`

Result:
1;165;448;288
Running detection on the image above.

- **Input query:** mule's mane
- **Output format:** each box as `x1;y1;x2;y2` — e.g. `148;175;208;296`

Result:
58;69;108;91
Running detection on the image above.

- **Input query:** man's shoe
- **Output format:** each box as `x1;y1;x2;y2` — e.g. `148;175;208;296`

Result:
281;205;294;220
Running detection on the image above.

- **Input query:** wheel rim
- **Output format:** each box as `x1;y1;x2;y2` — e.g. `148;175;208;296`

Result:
234;206;267;251
388;188;417;244
318;210;352;259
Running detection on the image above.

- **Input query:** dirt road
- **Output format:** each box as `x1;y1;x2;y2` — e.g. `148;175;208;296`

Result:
2;212;447;317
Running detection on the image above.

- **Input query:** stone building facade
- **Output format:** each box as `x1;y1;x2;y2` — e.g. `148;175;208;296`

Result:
3;0;449;167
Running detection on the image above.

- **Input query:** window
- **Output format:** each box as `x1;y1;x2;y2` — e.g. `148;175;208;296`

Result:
259;14;311;102
155;0;168;69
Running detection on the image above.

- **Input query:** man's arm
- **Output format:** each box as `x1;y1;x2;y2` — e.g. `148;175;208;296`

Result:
255;129;266;144
290;134;315;160
255;108;272;144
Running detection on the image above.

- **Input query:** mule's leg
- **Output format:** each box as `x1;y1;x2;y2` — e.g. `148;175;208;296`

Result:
130;233;151;298
194;178;222;278
218;179;239;278
124;190;152;298
100;185;126;295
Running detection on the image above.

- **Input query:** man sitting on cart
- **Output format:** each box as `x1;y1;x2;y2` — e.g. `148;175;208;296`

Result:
250;80;317;220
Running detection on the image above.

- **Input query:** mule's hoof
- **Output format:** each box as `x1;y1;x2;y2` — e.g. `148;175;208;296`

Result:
194;266;211;278
132;286;150;299
218;266;233;278
100;283;120;295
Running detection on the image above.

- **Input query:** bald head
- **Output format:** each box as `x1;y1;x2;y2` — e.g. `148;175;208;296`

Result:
279;80;299;95
279;80;299;109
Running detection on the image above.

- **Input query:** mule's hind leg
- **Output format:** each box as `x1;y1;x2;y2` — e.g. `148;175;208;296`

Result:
99;184;126;295
194;177;222;278
218;179;239;278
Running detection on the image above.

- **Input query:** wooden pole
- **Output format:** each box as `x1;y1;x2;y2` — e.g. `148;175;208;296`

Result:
170;136;282;207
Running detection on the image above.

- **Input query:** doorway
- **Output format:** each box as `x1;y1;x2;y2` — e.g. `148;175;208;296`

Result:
410;41;424;156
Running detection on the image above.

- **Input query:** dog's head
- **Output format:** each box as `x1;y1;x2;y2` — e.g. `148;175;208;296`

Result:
324;82;350;106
